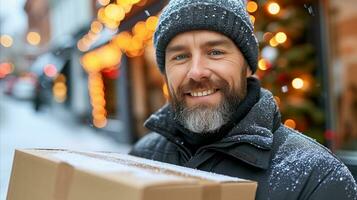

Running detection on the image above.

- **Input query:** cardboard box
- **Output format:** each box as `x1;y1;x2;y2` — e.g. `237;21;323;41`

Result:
7;149;257;200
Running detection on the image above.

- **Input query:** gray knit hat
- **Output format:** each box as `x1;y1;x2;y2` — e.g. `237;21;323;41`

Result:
154;0;259;74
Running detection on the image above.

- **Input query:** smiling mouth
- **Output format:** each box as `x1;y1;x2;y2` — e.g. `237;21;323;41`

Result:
186;89;219;97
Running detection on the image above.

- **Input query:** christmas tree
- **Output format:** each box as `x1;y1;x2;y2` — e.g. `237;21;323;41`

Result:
248;0;326;144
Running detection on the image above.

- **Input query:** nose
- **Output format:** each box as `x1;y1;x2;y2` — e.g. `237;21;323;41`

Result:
187;54;211;81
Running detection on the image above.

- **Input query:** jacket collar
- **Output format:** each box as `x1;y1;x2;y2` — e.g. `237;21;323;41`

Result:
144;88;281;170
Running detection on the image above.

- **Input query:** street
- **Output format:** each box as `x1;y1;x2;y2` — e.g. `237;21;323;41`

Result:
0;91;131;200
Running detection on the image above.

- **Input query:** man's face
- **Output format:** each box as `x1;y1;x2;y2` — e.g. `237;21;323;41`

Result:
165;30;251;133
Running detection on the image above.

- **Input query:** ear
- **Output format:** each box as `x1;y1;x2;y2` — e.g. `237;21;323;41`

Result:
246;67;253;77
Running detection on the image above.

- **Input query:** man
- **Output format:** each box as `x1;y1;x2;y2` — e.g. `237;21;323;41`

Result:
130;0;357;199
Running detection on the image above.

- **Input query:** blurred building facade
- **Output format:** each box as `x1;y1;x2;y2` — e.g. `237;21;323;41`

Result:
22;0;168;143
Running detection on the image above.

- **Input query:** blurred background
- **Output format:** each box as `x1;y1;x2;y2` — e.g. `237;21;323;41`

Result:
0;0;356;198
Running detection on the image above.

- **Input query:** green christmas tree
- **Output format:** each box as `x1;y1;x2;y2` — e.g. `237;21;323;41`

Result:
248;0;326;144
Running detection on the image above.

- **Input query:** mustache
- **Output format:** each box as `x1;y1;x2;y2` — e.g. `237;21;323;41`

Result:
177;78;230;96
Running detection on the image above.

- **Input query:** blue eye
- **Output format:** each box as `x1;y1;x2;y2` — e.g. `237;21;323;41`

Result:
173;54;188;61
209;50;224;56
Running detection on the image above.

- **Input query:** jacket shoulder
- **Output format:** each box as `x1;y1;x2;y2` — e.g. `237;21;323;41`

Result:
273;125;345;169
271;125;357;198
129;132;176;160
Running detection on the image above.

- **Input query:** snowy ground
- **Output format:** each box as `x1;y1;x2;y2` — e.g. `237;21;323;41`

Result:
0;92;131;200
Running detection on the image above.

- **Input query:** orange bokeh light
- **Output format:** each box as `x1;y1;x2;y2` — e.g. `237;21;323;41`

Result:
133;21;147;39
284;119;296;129
91;21;103;34
146;16;159;32
247;1;258;13
105;4;125;22
0;35;13;48
113;31;132;50
27;31;41;46
275;32;287;44
81;52;101;73
93;118;107;128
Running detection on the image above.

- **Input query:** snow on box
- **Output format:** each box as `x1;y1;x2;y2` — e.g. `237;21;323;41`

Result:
7;149;257;200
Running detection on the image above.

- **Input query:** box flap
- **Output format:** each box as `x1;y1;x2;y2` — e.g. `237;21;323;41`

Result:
23;149;198;188
95;152;252;183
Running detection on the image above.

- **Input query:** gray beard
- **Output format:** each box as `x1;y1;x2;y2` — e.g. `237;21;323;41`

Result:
170;75;247;134
174;98;235;134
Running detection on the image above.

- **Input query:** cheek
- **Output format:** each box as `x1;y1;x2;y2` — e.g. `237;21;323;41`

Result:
166;68;186;93
210;59;243;88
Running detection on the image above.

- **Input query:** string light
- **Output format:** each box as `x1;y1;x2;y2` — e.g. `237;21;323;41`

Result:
97;7;107;22
275;32;287;44
284;119;296;129
116;0;133;13
81;52;101;73
105;20;120;30
91;21;103;34
53;82;67;102
27;32;41;46
113;31;132;50
0;35;13;48
132;21;148;39
86;31;99;41
249;15;256;24
145;16;159;32
53;74;67;103
105;4;125;22
267;2;280;15
247;1;258;13
83;0;157;129
292;78;304;89
269;37;279;47
77;40;90;52
88;73;107;128
93;117;107;128
258;59;269;71
116;0;133;4
98;45;122;67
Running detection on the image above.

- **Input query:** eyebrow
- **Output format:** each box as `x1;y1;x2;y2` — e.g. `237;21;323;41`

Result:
166;39;233;54
166;45;187;54
203;39;233;48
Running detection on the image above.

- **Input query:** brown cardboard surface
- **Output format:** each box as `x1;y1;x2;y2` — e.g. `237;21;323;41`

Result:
7;149;257;200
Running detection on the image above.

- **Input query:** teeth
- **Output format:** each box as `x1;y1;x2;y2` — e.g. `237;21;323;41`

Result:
190;89;215;97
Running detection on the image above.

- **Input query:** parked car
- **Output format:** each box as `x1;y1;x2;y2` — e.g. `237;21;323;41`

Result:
5;74;37;100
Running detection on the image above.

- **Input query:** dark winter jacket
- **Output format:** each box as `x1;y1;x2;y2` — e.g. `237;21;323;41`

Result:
130;88;357;200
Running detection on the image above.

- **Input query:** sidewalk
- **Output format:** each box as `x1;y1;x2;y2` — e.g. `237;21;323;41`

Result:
0;93;131;199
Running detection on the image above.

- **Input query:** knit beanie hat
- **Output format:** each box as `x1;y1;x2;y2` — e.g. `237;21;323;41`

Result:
154;0;259;74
